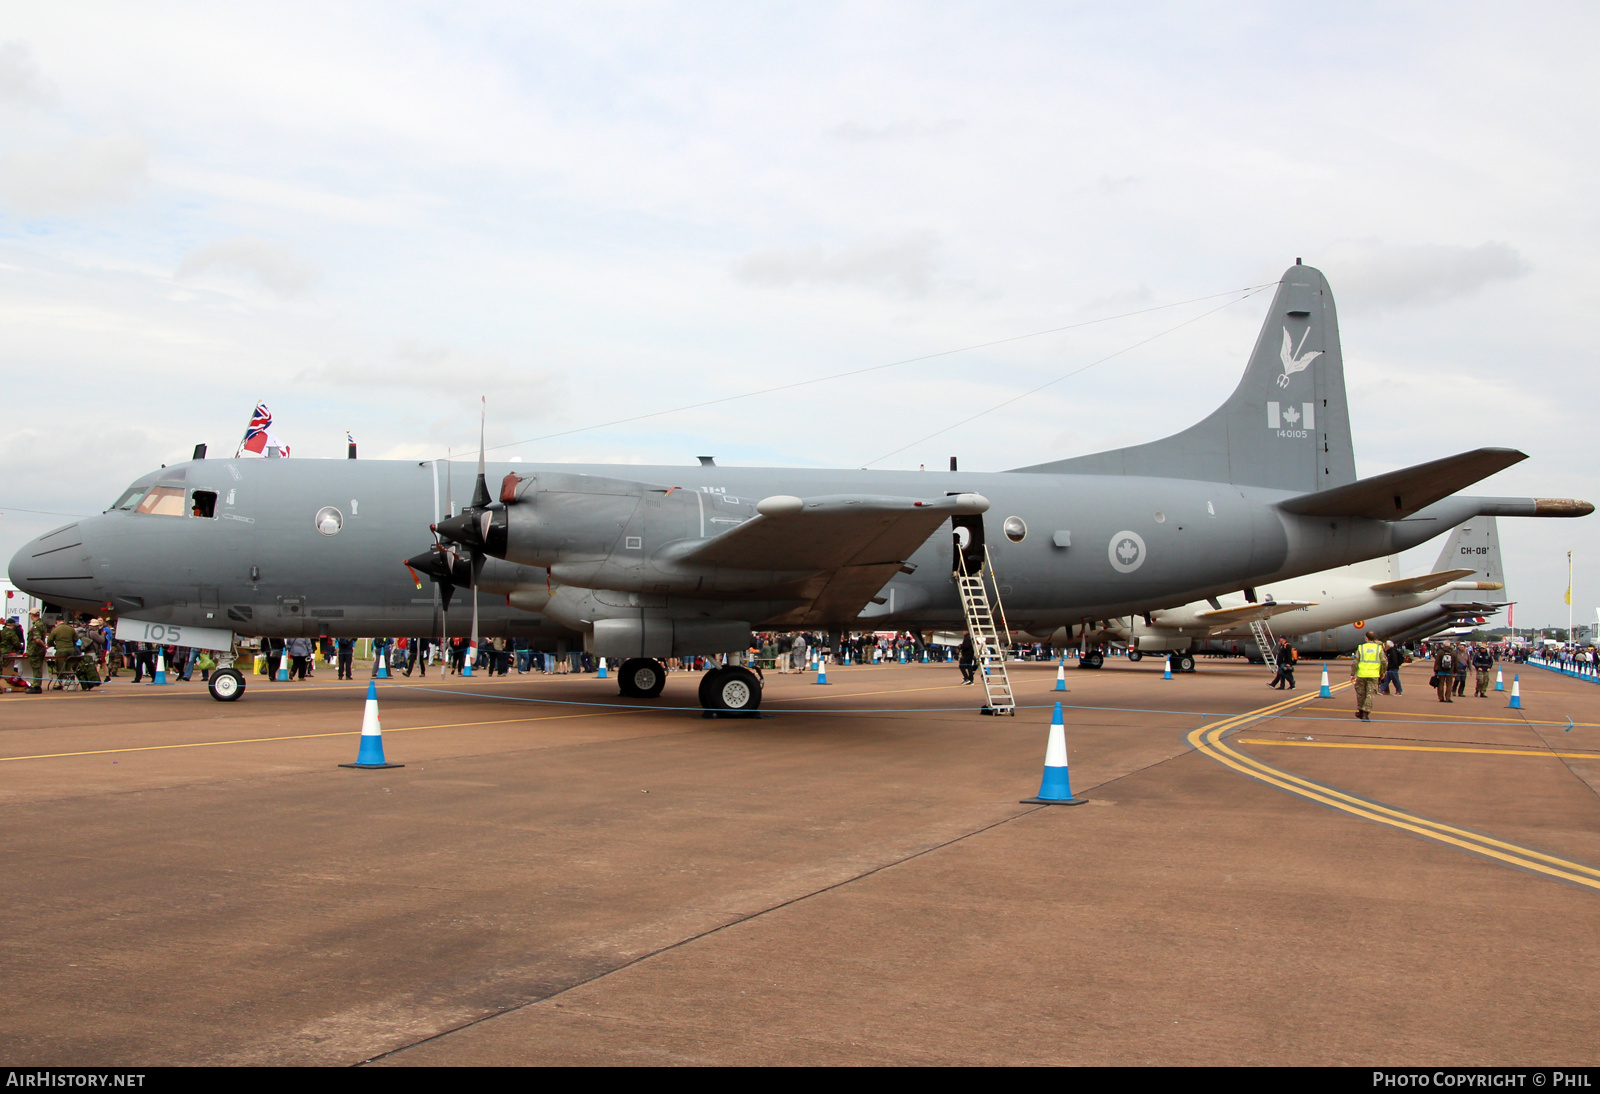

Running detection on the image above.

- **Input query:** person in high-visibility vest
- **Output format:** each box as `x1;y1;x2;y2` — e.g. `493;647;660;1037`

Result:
1350;630;1385;721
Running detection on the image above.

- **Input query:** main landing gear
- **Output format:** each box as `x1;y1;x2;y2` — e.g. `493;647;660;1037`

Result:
697;665;763;716
615;657;763;715
616;657;668;699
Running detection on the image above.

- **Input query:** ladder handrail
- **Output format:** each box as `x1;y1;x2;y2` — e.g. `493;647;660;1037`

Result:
1249;617;1279;671
955;547;1015;713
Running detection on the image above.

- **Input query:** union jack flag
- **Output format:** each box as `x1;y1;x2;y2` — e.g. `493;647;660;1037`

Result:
240;402;290;457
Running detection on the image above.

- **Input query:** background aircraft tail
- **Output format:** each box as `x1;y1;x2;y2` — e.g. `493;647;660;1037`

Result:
1431;516;1506;605
1013;263;1356;493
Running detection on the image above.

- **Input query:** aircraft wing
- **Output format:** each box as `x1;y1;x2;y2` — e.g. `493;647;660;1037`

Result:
675;492;989;625
1277;448;1526;520
1192;600;1317;627
1368;569;1479;595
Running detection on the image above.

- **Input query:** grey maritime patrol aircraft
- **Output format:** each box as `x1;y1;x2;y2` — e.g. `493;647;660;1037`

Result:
9;263;1590;709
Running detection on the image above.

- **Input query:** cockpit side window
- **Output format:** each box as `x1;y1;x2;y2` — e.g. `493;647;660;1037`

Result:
134;486;187;517
192;490;217;518
111;484;149;511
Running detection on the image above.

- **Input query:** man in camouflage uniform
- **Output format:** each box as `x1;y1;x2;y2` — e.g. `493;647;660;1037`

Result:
25;611;48;694
78;620;106;686
0;619;25;692
49;616;79;689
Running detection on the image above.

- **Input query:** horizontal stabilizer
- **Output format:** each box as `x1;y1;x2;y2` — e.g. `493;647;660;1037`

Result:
1369;569;1477;595
1193;600;1316;626
1278;448;1526;521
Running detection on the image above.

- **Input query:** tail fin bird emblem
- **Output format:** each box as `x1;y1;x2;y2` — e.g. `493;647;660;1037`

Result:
1277;326;1322;388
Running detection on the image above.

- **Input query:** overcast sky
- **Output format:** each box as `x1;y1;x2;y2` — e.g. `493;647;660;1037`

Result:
1;2;1595;626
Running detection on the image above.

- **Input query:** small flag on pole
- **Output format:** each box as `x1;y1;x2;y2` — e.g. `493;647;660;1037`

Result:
239;402;291;458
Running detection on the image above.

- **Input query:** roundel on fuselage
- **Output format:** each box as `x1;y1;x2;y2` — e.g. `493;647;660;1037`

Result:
1108;530;1146;574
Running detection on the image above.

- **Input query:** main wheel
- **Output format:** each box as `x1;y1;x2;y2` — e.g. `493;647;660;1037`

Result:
701;666;762;713
208;668;246;702
618;657;667;698
1127;649;1143;662
1080;652;1104;670
1175;653;1196;674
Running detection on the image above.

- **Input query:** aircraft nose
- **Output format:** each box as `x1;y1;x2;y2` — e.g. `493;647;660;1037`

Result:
8;520;101;610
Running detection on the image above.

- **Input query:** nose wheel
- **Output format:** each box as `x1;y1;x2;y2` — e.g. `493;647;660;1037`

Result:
698;665;762;716
208;668;246;702
617;657;667;698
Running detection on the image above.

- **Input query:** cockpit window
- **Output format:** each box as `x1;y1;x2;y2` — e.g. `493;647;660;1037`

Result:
134;486;187;517
111;484;147;511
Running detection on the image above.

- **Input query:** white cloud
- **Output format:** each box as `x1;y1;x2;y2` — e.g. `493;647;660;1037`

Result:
0;40;57;107
734;231;940;297
0;133;151;214
176;237;318;297
299;342;567;430
831;119;963;142
1325;240;1530;309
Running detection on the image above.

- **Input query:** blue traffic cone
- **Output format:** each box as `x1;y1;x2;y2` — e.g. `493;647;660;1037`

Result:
598;656;608;679
463;643;474;677
153;650;169;685
1319;664;1332;698
1055;661;1066;691
1494;667;1504;691
1508;674;1522;709
922;648;929;663
340;681;404;769
815;660;830;685
1022;702;1086;805
1163;655;1172;680
275;650;288;681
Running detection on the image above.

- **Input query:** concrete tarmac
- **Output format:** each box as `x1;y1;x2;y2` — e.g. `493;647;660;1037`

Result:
1;658;1596;1065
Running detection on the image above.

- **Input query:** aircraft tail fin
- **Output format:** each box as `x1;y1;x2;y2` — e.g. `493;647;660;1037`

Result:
1430;517;1507;606
1011;263;1356;492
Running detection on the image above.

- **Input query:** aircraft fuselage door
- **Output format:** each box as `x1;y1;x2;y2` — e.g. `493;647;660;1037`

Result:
951;513;985;576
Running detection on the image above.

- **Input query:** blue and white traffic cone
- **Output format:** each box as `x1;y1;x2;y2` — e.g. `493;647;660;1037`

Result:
1508;674;1522;709
815;660;830;685
276;650;289;681
463;643;474;677
1163;655;1172;680
1494;667;1504;692
1319;664;1332;698
922;648;929;663
376;648;390;680
1055;661;1066;691
340;681;404;769
597;656;608;679
153;650;169;685
1022;701;1086;806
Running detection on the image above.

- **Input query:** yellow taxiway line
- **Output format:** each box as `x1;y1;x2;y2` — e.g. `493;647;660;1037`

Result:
1187;683;1600;892
1236;739;1600;760
0;711;623;764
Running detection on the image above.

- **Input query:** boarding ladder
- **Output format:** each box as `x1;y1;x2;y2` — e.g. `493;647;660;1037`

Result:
1248;618;1279;672
956;547;1015;715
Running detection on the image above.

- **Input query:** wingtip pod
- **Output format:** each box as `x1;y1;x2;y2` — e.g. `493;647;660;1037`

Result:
1534;498;1595;517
